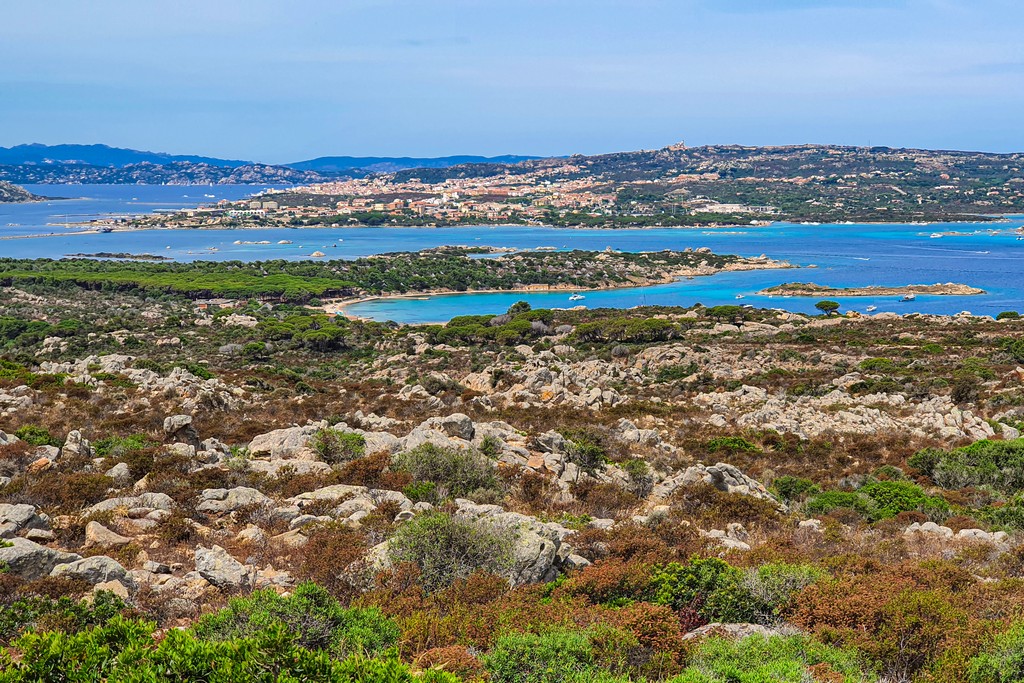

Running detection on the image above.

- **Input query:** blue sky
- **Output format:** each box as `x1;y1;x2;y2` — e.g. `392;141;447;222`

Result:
1;0;1022;162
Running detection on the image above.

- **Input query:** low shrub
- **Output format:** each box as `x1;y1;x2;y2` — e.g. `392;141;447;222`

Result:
192;582;398;659
312;428;366;465
392;444;501;501
387;512;515;593
968;621;1024;682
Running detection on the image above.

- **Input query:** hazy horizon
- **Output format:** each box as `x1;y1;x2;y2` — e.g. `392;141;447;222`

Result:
3;0;1023;163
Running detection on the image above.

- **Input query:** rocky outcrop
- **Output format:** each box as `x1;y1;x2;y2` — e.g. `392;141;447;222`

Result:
0;503;50;539
652;463;783;509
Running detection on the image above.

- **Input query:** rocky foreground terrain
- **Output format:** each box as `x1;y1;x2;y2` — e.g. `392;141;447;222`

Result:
1;282;1024;681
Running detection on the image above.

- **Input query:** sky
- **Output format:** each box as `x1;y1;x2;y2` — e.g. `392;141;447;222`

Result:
1;0;1023;163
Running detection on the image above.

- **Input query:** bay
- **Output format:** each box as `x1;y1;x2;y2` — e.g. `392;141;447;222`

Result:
1;185;1022;322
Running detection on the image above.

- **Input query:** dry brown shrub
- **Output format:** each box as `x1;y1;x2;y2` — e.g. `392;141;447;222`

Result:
670;483;780;530
572;480;638;519
298;522;370;602
414;646;487;681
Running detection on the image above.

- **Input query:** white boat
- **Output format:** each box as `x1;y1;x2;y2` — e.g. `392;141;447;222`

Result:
901;294;916;302
866;305;877;312
735;294;745;299
569;294;586;301
930;233;943;238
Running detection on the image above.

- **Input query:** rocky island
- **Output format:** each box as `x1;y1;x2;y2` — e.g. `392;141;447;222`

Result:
759;281;986;297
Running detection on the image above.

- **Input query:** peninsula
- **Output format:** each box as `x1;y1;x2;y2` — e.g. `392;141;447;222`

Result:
759;281;986;297
0;180;49;203
0;248;795;302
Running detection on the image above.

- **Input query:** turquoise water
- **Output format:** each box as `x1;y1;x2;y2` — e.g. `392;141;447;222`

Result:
2;185;1023;321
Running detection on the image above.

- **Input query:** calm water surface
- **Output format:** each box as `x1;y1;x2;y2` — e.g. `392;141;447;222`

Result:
2;186;1022;322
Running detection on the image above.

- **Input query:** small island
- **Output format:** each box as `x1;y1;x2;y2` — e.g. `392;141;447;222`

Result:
759;282;985;297
65;252;174;261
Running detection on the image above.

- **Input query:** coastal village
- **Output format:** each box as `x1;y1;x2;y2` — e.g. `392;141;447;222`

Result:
90;143;1024;232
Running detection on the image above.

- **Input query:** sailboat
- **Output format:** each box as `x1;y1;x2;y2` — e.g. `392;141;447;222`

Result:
569;293;585;301
866;305;877;312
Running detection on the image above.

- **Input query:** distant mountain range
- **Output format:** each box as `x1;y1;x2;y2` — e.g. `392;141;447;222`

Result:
0;144;540;184
288;155;538;174
0;143;253;168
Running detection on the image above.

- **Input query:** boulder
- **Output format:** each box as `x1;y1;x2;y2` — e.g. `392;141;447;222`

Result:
195;545;253;590
85;521;133;548
0;538;82;579
51;556;133;587
164;414;200;447
420;413;475;441
247;425;319;459
62;430;91;458
104;462;133;485
196;487;271;514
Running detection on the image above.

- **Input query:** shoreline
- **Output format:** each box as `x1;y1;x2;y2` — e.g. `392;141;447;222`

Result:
324;260;797;322
5;216;1020;243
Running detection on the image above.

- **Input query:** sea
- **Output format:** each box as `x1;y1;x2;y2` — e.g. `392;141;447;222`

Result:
1;184;1022;323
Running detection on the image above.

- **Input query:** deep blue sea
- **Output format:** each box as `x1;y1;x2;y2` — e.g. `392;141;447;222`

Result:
2;185;1023;322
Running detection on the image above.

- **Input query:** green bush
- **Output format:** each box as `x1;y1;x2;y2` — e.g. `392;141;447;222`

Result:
392;444;501;500
969;621;1024;682
859;480;949;521
649;558;750;623
667;634;873;683
772;476;820;502
0;615;453;683
192;582;398;658
927;439;1024;493
859;358;896;373
805;490;874;518
0;591;130;646
705;436;760;454
484;629;594;683
738;564;825;626
387;512;515;592
12;425;61;447
312;428;366;465
559;428;609;472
